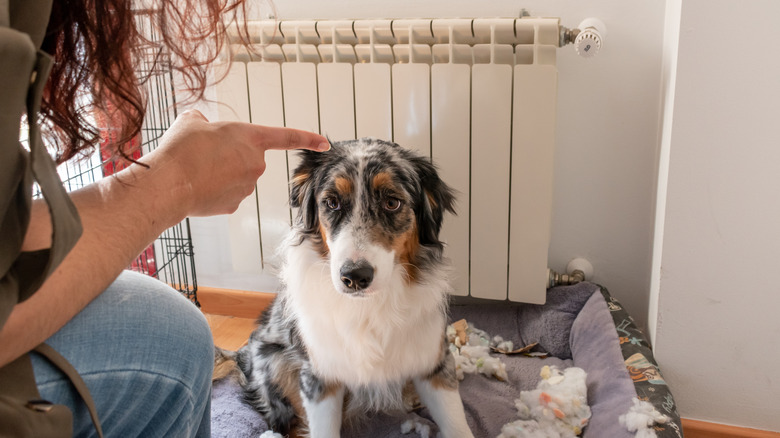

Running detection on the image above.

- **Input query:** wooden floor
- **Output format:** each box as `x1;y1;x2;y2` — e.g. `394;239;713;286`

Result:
199;286;272;351
204;313;258;351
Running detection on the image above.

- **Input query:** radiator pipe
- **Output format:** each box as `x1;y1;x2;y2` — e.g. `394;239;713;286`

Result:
546;268;586;288
546;258;594;288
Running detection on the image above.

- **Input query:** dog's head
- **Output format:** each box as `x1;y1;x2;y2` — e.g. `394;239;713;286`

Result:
289;138;455;297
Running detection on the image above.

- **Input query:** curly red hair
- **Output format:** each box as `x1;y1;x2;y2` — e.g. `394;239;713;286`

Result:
41;0;255;164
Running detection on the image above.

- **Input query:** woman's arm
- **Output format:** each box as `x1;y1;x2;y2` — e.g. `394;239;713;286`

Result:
0;110;328;367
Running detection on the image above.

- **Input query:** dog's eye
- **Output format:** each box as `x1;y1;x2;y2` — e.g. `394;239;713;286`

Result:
325;196;341;211
383;197;402;211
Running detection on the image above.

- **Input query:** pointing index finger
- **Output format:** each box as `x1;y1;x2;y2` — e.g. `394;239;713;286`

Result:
252;125;330;152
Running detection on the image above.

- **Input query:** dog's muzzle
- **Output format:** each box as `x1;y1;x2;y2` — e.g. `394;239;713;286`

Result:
339;259;375;292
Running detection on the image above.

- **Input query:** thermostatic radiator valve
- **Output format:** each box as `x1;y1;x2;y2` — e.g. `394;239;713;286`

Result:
561;18;607;58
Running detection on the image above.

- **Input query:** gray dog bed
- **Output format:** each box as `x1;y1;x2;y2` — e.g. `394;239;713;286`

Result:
211;282;682;438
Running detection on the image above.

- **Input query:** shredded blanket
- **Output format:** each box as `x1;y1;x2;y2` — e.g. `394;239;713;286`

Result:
211;282;681;438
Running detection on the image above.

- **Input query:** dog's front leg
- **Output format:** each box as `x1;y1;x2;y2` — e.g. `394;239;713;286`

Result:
413;352;474;438
300;367;344;438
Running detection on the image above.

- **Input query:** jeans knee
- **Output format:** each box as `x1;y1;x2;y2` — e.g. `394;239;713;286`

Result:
111;271;214;392
34;270;214;436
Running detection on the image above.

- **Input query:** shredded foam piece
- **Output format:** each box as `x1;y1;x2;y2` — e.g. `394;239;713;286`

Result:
618;398;669;438
447;320;510;381
259;431;284;438
498;366;591;438
452;319;469;345
400;418;432;438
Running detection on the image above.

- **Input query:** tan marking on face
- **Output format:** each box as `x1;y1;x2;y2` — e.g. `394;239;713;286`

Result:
334;176;353;197
316;220;330;256
393;221;420;283
363;206;419;282
372;171;394;191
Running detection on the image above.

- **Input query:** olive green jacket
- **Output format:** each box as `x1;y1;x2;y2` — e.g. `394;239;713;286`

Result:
0;0;82;331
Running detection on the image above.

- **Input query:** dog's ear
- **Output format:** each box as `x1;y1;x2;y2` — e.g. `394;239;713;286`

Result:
290;150;322;233
410;157;456;248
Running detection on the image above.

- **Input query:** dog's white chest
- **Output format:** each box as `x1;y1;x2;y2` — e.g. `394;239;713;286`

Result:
303;305;444;386
284;251;446;387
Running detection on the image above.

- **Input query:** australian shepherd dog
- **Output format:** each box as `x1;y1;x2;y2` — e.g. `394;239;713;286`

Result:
216;138;474;438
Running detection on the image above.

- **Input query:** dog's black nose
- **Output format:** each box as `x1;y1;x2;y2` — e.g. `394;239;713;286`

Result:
340;261;374;291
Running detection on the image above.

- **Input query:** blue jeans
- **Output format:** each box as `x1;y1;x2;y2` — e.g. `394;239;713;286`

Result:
31;270;213;437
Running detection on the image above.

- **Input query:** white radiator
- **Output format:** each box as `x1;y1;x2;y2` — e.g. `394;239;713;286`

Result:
212;18;559;304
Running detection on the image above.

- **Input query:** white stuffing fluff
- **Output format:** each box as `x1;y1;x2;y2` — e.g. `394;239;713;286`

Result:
258;431;283;438
497;365;591;438
498;420;559;438
497;341;515;352
618;398;669;438
400;418;432;438
447;320;509;381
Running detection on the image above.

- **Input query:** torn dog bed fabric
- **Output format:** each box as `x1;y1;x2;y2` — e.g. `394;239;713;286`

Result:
211;282;682;438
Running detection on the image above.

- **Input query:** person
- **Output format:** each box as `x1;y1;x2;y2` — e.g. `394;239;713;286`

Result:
0;0;328;436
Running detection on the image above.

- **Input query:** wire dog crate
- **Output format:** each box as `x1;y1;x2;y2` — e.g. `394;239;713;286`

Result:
135;62;199;306
42;17;199;305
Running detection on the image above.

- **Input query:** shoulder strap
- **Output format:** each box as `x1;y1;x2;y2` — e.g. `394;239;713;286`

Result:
0;0;8;27
0;25;37;327
34;344;104;438
26;49;84;288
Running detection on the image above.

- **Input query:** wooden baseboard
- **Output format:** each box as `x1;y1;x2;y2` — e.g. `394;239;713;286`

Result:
198;286;275;319
682;419;780;438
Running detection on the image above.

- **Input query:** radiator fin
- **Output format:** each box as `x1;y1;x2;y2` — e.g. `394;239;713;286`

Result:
212;18;559;303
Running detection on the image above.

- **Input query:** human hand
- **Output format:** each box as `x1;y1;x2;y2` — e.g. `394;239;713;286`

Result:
132;110;329;222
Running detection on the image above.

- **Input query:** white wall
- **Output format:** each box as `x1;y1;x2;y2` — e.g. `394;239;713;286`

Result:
652;0;780;431
196;0;668;329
